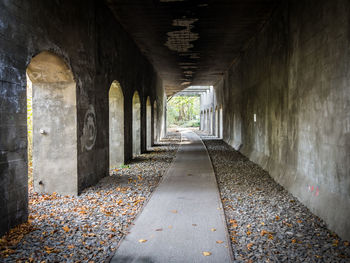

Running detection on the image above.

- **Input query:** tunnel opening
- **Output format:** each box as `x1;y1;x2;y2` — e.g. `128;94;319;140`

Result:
132;91;141;157
26;51;77;195
146;97;152;150
167;95;200;130
109;81;124;168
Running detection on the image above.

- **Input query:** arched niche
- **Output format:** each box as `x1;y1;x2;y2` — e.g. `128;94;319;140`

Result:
109;81;124;168
153;100;157;143
220;106;223;139
132;91;141;157
26;51;77;195
146;97;152;150
215;106;219;137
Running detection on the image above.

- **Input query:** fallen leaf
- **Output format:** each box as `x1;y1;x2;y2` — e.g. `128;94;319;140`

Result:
261;222;265;225
216;240;224;244
246;224;251;228
246;230;251;236
138;239;147;243
275;216;280;220
260;230;269;236
297;219;302;224
211;228;216;232
268;234;274;240
344;241;349;246
171;210;178;214
202;252;211;256
155;228;163;231
192;224;197;226
62;226;70;233
291;239;296;244
247;243;253;250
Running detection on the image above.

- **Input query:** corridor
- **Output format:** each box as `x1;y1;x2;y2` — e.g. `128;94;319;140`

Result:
1;0;350;262
111;130;232;262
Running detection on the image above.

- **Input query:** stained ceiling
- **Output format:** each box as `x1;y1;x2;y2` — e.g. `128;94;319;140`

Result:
106;0;279;95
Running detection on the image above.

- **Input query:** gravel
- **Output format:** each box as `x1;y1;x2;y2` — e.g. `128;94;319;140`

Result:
198;134;350;263
0;132;180;263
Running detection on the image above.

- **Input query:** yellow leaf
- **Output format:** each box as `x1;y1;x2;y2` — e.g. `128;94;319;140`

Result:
138;239;147;243
261;222;265;225
216;240;224;244
275;216;280;220
260;230;269;236
202;252;211;256
247;243;253;250
246;224;251;228
62;226;70;232
68;244;75;249
297;219;302;224
291;239;296;244
268;234;274;240
211;228;216;232
246;230;251;236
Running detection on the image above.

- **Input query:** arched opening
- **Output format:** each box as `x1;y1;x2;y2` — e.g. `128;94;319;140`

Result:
206;109;209;133
215;106;219;137
26;51;77;194
146;97;152;150
132;91;141;157
109;81;124;168
210;108;213;135
220;106;223;139
153;100;157;143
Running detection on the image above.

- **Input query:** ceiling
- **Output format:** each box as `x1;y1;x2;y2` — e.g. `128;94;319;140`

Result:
106;0;279;95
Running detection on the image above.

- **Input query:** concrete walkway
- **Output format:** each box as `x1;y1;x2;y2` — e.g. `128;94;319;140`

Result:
111;131;233;263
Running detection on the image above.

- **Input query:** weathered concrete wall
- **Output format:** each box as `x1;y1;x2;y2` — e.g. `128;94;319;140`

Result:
215;0;350;240
0;0;164;235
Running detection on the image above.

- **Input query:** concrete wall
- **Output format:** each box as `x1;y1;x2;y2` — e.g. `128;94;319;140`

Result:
0;0;165;236
215;0;350;240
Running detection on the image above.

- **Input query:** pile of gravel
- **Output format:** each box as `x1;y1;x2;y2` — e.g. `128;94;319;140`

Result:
0;132;180;262
200;136;350;262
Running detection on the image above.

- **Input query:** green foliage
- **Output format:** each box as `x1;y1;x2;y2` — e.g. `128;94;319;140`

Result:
167;96;200;127
120;164;130;169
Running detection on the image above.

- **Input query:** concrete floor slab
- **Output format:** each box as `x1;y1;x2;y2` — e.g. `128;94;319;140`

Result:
111;131;233;263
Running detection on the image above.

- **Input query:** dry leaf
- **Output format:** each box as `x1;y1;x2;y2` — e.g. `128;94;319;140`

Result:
260;230;269;236
138;239;147;243
291;239;296;244
275;216;280;220
62;226;70;232
268;234;274;240
246;230;251;236
246;224;251;228
202;252;211;256
247;243;253;250
171;210;178;214
211;228;216;232
192;224;197;226
216;240;224;244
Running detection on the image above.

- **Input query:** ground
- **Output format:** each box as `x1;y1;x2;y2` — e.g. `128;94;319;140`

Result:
197;132;350;262
0;132;180;262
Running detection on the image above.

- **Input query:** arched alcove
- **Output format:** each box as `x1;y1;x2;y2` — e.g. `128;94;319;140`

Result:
215;106;219;137
26;51;77;195
132;91;141;157
109;81;124;168
153;100;157;143
220;106;223;139
146;97;152;150
210;108;213;135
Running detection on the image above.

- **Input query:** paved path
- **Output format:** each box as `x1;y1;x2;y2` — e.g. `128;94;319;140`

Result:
111;131;232;263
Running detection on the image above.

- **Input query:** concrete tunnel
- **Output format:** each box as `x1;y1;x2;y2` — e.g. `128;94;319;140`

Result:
0;0;349;261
